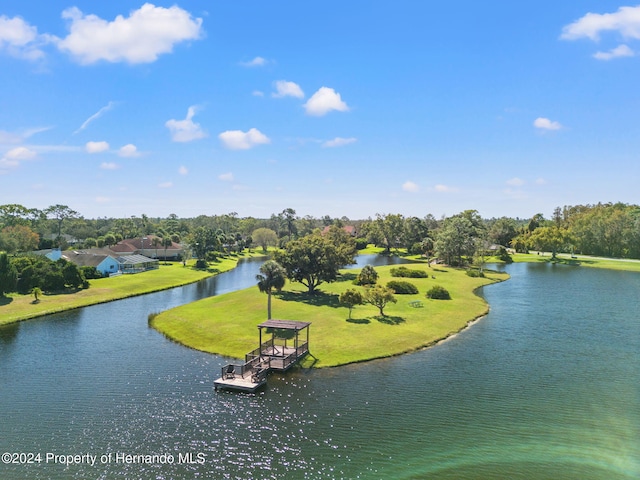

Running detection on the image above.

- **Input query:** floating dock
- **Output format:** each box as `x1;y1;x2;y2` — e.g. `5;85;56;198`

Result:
214;319;311;393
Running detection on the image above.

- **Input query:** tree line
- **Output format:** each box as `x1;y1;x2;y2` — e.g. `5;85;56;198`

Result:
1;201;639;265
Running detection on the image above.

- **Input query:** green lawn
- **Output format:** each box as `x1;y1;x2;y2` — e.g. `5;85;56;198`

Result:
151;263;509;367
0;254;260;326
511;252;640;272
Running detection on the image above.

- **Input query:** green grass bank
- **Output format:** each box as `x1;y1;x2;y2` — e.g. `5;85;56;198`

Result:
0;254;260;326
151;263;509;368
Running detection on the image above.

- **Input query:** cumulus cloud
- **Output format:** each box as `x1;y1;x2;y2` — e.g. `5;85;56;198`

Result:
560;5;640;41
593;44;635;60
0;15;51;60
533;117;563;131
0;146;37;173
165;106;207;142
86;141;109;153
239;56;268;67
178;165;188;175
118;144;140;157
100;162;119;170
402;181;419;193
218;128;270;150
272;80;304;99
56;4;203;64
322;137;357;148
218;172;234;181
303;87;349;116
252;90;265;97
506;177;525;187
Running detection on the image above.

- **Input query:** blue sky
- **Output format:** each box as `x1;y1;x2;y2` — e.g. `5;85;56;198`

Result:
1;1;639;220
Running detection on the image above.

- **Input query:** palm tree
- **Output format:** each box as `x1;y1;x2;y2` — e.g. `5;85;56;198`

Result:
256;260;286;319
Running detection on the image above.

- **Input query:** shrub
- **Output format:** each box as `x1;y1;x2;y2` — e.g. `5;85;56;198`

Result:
497;246;513;263
80;266;103;279
466;269;485;278
355;265;378;285
390;266;428;278
354;238;369;250
386;280;418;294
408;242;425;255
426;285;451;300
195;259;208;269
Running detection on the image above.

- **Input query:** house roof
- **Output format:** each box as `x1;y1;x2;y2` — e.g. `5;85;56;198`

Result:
113;235;182;251
117;254;158;265
321;225;357;235
258;319;312;330
61;251;114;268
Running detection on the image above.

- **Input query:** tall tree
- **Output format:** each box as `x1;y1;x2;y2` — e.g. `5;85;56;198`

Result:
435;215;476;266
44;204;79;239
281;208;297;241
274;232;356;293
0;252;18;296
256;260;286;319
252;228;278;253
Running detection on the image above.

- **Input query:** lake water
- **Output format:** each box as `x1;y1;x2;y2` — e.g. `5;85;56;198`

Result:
0;259;638;479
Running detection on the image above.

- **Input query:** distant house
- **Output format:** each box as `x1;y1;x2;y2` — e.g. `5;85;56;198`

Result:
117;254;159;274
59;251;121;277
110;235;183;260
321;225;358;237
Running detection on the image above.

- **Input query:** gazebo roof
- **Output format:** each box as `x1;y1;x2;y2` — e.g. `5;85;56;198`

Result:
258;319;311;330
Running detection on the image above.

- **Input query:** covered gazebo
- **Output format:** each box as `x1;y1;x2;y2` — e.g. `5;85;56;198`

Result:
257;319;311;371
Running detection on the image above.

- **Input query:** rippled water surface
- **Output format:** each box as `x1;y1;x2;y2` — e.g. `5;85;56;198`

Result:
1;260;639;479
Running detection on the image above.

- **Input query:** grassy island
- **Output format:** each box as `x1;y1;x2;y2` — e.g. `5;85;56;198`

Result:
0;255;259;326
150;263;509;368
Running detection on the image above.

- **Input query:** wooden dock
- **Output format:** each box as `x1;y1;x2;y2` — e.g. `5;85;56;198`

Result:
214;319;311;393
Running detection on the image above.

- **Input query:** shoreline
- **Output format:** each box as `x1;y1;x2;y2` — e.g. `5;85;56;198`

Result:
0;255;257;327
151;264;510;368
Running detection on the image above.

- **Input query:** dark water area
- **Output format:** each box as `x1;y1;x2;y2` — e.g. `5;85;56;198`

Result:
1;259;638;479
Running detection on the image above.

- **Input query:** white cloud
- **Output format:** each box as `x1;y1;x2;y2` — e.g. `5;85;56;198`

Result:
434;184;458;193
561;6;640;41
74;101;115;134
303;87;350;116
56;4;203;64
218;172;234;181
252;90;265;97
506;177;525;187
593;44;635;60
100;162;119;170
178;165;188;175
535;177;547;185
118;144;140;157
272;80;304;99
0;15;50;60
218;128;270;150
158;181;173;188
95;196;110;203
533;117;563;131
165;106;207;142
322;137;357;148
86;141;109;153
4;146;37;160
239;56;267;67
0;146;37;173
402;181;419;193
